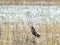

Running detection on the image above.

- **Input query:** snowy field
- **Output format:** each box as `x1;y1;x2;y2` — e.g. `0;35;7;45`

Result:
0;6;60;24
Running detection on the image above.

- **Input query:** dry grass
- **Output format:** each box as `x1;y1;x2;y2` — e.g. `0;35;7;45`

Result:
0;20;60;45
0;0;60;5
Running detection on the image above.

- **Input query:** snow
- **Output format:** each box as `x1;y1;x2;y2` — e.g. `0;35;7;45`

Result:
0;6;60;24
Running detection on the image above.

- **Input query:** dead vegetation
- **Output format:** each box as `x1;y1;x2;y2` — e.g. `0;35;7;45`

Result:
0;0;60;5
0;20;60;45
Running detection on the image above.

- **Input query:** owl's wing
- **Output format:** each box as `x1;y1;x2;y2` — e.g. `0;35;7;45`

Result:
31;26;40;37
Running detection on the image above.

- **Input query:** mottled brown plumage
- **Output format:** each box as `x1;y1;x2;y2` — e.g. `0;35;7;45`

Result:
31;26;40;37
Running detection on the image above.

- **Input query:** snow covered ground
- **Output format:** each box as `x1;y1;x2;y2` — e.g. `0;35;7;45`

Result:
0;6;60;24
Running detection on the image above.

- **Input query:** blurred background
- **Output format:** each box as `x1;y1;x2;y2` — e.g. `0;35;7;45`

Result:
0;0;60;45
